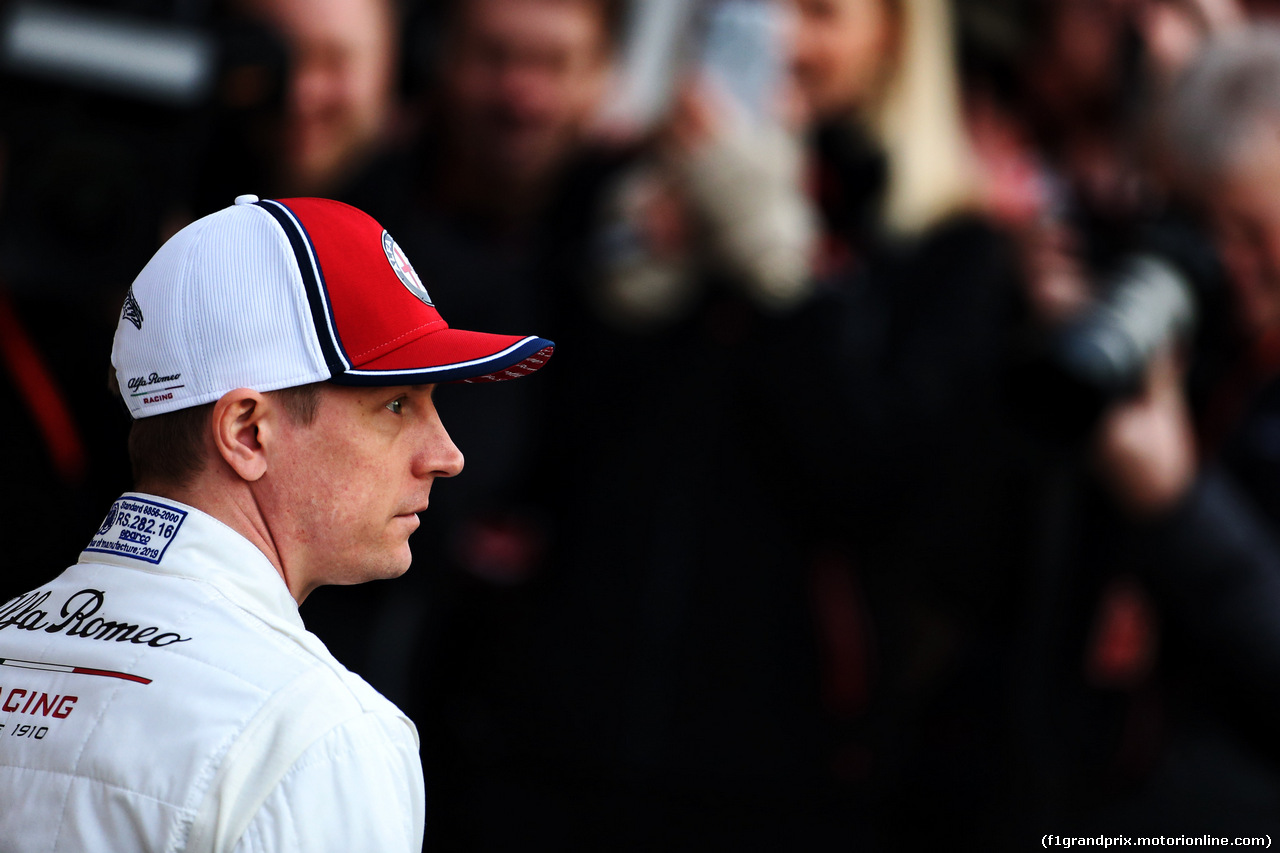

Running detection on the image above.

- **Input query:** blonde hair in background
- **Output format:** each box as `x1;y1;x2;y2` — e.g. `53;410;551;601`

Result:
868;0;979;237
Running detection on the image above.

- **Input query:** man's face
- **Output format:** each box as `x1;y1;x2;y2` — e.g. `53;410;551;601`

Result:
260;384;463;599
443;0;611;188
1210;127;1280;338
787;0;896;124
247;0;397;195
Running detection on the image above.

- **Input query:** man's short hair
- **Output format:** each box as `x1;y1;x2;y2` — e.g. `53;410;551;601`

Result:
1165;25;1280;188
127;384;322;489
442;0;628;51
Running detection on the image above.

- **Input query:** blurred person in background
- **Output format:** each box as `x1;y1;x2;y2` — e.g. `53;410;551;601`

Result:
200;5;623;835
419;0;1032;848
424;0;620;227
393;0;622;421
775;0;1031;846
205;0;405;209
394;0;623;553
1165;25;1280;665
396;0;623;598
388;1;627;848
0;1;294;603
401;0;857;847
1085;22;1280;831
962;0;1244;323
960;0;1280;837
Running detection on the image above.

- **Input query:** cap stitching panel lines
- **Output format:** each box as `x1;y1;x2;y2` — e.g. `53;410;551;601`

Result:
257;199;350;373
243;204;331;380
351;335;544;377
254;200;351;374
180;217;211;408
275;201;348;371
348;320;446;363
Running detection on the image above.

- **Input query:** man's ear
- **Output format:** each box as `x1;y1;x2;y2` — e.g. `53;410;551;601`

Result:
212;389;277;482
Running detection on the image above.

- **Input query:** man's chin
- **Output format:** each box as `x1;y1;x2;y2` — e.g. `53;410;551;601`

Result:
390;540;415;577
280;134;354;195
492;141;560;187
364;536;415;582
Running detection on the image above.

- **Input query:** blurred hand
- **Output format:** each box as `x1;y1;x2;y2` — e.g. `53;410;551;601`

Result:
1020;220;1096;326
1094;346;1198;516
663;73;811;157
664;79;719;157
966;92;1093;326
658;77;817;312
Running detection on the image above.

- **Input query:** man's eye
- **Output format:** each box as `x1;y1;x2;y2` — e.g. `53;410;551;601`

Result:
386;398;404;414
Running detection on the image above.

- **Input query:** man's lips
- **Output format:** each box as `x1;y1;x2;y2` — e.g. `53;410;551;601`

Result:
394;512;422;536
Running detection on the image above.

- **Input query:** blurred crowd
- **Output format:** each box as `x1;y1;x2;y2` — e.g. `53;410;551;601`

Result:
7;0;1280;847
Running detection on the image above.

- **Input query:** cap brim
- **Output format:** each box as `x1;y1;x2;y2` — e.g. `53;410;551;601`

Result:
329;329;554;386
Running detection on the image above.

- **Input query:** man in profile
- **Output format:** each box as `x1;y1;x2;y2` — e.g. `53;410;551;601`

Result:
0;194;552;851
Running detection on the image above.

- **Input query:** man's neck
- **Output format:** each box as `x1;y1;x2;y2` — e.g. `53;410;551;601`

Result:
135;477;299;602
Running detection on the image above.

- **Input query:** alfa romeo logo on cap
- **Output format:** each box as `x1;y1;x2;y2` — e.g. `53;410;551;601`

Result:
382;231;433;306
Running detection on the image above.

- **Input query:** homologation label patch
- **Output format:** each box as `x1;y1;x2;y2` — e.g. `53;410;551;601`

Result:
84;497;187;566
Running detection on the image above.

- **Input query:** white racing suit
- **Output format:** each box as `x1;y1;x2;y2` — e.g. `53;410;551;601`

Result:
0;493;424;852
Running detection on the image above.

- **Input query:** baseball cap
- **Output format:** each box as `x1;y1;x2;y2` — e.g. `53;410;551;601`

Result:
112;195;554;418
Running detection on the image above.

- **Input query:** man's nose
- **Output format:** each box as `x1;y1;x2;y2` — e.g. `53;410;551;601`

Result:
289;60;336;118
415;421;465;480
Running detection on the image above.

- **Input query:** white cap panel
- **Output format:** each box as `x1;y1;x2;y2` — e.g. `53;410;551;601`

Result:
112;204;331;418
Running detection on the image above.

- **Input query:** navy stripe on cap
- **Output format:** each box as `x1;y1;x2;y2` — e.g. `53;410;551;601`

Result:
327;336;555;386
254;199;351;375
